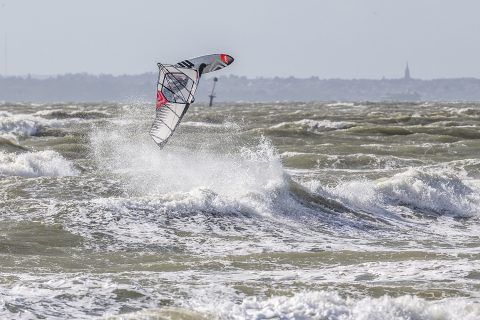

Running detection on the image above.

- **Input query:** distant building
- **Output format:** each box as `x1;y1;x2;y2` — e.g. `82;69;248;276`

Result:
382;62;421;101
404;62;411;80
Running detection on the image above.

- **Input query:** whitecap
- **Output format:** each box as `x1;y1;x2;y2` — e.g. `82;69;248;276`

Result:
313;166;480;218
210;291;480;320
0;150;79;177
270;119;355;132
182;121;241;130
326;102;356;107
0;111;64;138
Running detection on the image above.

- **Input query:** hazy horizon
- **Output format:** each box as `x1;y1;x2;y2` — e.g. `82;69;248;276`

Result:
4;71;480;81
1;0;480;79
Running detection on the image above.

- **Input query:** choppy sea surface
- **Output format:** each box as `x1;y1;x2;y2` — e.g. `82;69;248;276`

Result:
0;101;480;319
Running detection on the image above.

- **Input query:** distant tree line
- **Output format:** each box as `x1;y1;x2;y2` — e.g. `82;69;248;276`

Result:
2;73;480;102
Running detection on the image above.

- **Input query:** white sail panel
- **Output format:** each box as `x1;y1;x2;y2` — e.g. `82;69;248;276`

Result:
150;102;188;147
150;64;199;148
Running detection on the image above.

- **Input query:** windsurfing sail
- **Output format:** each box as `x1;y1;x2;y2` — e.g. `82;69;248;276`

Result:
150;64;198;148
150;53;234;149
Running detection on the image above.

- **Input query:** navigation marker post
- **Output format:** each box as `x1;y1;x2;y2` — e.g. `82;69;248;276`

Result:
208;77;218;107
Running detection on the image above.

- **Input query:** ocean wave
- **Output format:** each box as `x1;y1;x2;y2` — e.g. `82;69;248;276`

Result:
39;174;397;254
83;121;298;250
0;111;65;139
90;114;285;202
5;273;478;320
350;124;480;139
269;119;355;133
314;166;480;218
54;191;271;253
182;121;241;130
287;153;424;170
33;109;112;119
379;168;479;216
281;151;316;158
185;290;480;320
0;136;29;152
326;102;356;107
42;160;479;253
447;107;480;117
83;105;480;247
0;150;79;177
0;273;156;320
71;127;316;252
66;123;359;252
348;125;414;136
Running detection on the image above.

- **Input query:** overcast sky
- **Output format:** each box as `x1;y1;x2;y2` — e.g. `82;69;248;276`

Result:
0;0;479;79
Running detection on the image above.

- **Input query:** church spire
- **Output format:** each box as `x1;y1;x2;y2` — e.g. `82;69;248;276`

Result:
404;62;411;80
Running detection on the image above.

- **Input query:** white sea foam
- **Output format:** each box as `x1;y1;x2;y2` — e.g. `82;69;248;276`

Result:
0;111;41;137
312;166;480;218
270;119;355;132
182;121;241;130
326;102;356;107
317;153;423;170
86;109;480;253
447;107;480;117
0;111;64;139
281;151;314;158
0;150;79;177
83;120;308;251
90;115;285;211
184;290;480;320
33;108;111;119
0;273;155;320
56;193;294;254
377;167;480;216
5;267;477;320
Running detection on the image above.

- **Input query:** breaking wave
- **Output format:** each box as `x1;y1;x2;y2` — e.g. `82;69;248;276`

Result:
0;111;65;140
86;111;480;250
0;150;79;177
313;165;480;218
90;114;285;209
326;102;356;107
202;291;480;320
182;121;241;130
34;109;111;119
269;119;355;133
117;291;480;320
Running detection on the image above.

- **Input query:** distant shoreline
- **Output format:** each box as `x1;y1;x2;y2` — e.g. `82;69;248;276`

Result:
2;73;480;102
